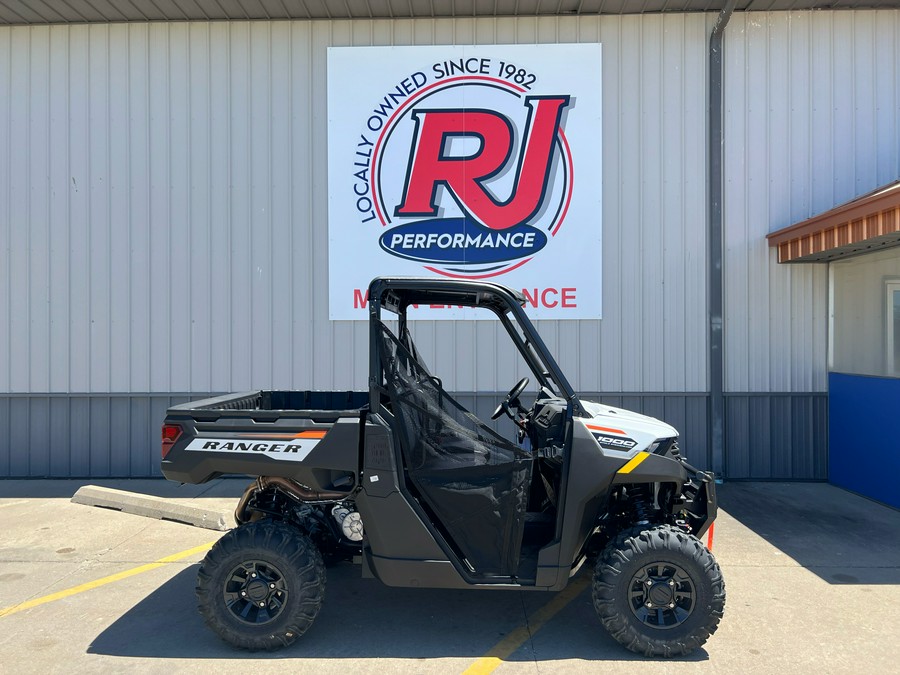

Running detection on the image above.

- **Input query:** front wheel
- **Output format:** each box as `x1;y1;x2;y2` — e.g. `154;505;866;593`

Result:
592;525;725;657
196;521;325;651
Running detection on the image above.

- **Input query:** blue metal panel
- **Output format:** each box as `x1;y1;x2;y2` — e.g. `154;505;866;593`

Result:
829;372;900;509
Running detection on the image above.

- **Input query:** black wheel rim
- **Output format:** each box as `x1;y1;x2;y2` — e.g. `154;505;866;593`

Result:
628;561;696;630
222;559;289;625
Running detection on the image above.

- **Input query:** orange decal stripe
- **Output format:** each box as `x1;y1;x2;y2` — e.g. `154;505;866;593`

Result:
585;423;626;435
232;430;329;440
294;430;328;439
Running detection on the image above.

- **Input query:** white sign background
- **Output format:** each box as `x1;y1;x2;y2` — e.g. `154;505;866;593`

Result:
327;44;602;320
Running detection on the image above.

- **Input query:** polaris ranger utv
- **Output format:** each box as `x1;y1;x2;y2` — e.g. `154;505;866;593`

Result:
160;276;724;657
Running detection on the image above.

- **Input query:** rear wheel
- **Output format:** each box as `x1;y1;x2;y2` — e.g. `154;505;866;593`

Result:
592;525;725;657
197;521;325;651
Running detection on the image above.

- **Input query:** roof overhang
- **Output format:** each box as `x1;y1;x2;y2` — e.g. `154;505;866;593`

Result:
3;0;900;25
767;181;900;263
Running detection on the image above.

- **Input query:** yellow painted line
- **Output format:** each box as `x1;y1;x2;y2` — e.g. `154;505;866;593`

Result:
617;451;650;475
461;575;589;675
0;541;214;619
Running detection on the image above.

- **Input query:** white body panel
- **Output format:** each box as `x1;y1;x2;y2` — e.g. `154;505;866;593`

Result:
580;400;678;457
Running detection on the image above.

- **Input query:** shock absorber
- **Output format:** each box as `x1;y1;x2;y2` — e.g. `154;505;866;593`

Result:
628;484;653;525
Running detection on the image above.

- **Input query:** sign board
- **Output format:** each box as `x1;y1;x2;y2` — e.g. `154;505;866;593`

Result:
327;44;602;319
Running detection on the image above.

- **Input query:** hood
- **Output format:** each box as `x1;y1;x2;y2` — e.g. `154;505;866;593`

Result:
578;399;678;454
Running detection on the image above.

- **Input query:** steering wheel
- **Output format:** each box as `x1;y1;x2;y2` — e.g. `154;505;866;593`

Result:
491;377;530;420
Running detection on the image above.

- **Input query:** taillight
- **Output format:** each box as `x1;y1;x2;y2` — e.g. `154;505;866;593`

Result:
161;424;182;459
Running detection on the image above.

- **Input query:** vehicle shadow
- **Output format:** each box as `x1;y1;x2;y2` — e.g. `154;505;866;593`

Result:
717;482;900;585
87;563;709;663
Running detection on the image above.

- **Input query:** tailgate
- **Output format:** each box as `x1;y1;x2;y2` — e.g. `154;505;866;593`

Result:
161;392;364;488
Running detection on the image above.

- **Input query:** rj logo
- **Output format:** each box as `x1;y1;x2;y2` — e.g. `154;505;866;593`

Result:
394;95;571;231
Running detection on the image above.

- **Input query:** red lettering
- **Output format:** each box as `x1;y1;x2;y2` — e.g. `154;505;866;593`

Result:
395;96;571;230
353;289;368;309
541;288;559;308
359;288;575;312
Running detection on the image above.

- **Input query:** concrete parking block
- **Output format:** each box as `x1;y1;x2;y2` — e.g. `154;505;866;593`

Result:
71;485;229;531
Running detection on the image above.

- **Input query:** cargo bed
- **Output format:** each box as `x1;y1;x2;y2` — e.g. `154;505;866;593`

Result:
161;390;369;486
166;390;369;416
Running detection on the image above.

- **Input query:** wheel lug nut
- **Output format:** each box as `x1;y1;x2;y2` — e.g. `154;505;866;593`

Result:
241;591;246;596
645;601;652;607
645;580;652;586
668;603;675;609
270;583;275;589
251;573;257;578
668;580;675;587
259;601;265;607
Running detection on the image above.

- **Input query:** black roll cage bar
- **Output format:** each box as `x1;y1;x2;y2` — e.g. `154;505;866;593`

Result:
367;276;587;418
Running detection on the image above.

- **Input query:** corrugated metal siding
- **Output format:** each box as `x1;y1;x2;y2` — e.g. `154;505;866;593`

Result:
725;393;828;479
0;392;711;477
0;15;710;401
0;394;194;477
1;389;828;479
0;13;862;478
723;10;900;393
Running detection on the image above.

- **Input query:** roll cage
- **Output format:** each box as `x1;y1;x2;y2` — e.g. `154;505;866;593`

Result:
366;276;587;418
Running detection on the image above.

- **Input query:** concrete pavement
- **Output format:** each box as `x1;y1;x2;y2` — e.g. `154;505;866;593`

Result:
0;479;898;674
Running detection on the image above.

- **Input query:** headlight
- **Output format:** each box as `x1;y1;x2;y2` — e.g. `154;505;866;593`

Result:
650;438;678;456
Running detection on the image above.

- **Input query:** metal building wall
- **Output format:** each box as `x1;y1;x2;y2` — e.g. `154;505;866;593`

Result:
721;10;900;478
0;15;713;477
5;12;887;478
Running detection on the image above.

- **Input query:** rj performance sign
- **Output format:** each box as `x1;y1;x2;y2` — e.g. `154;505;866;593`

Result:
327;44;602;319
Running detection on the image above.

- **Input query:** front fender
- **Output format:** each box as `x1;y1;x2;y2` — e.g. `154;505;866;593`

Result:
610;452;717;538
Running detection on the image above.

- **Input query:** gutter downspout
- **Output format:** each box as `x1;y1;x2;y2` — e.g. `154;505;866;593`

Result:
708;0;738;478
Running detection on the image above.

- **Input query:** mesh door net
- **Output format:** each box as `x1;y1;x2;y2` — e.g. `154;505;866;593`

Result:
379;324;533;576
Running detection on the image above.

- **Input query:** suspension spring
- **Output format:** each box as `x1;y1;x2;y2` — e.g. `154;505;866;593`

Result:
628;484;653;525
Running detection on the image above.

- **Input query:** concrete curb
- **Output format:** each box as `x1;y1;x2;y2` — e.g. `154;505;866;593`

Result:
71;485;231;531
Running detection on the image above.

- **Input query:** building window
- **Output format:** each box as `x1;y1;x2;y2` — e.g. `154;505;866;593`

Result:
889;281;900;376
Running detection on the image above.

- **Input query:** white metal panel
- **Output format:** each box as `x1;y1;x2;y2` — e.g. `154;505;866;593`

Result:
28;27;50;393
724;10;900;393
0;15;709;396
7;27;30;393
126;24;150;394
208;21;235;394
109;25;131;393
0;34;11;396
47;28;68;393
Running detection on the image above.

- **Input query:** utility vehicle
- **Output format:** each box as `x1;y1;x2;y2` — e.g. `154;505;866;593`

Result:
161;276;724;657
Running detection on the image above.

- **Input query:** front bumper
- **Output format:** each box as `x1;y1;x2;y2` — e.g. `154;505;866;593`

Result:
680;469;717;538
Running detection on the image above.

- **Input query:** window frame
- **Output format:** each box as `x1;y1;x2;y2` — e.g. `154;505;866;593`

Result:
886;280;900;376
